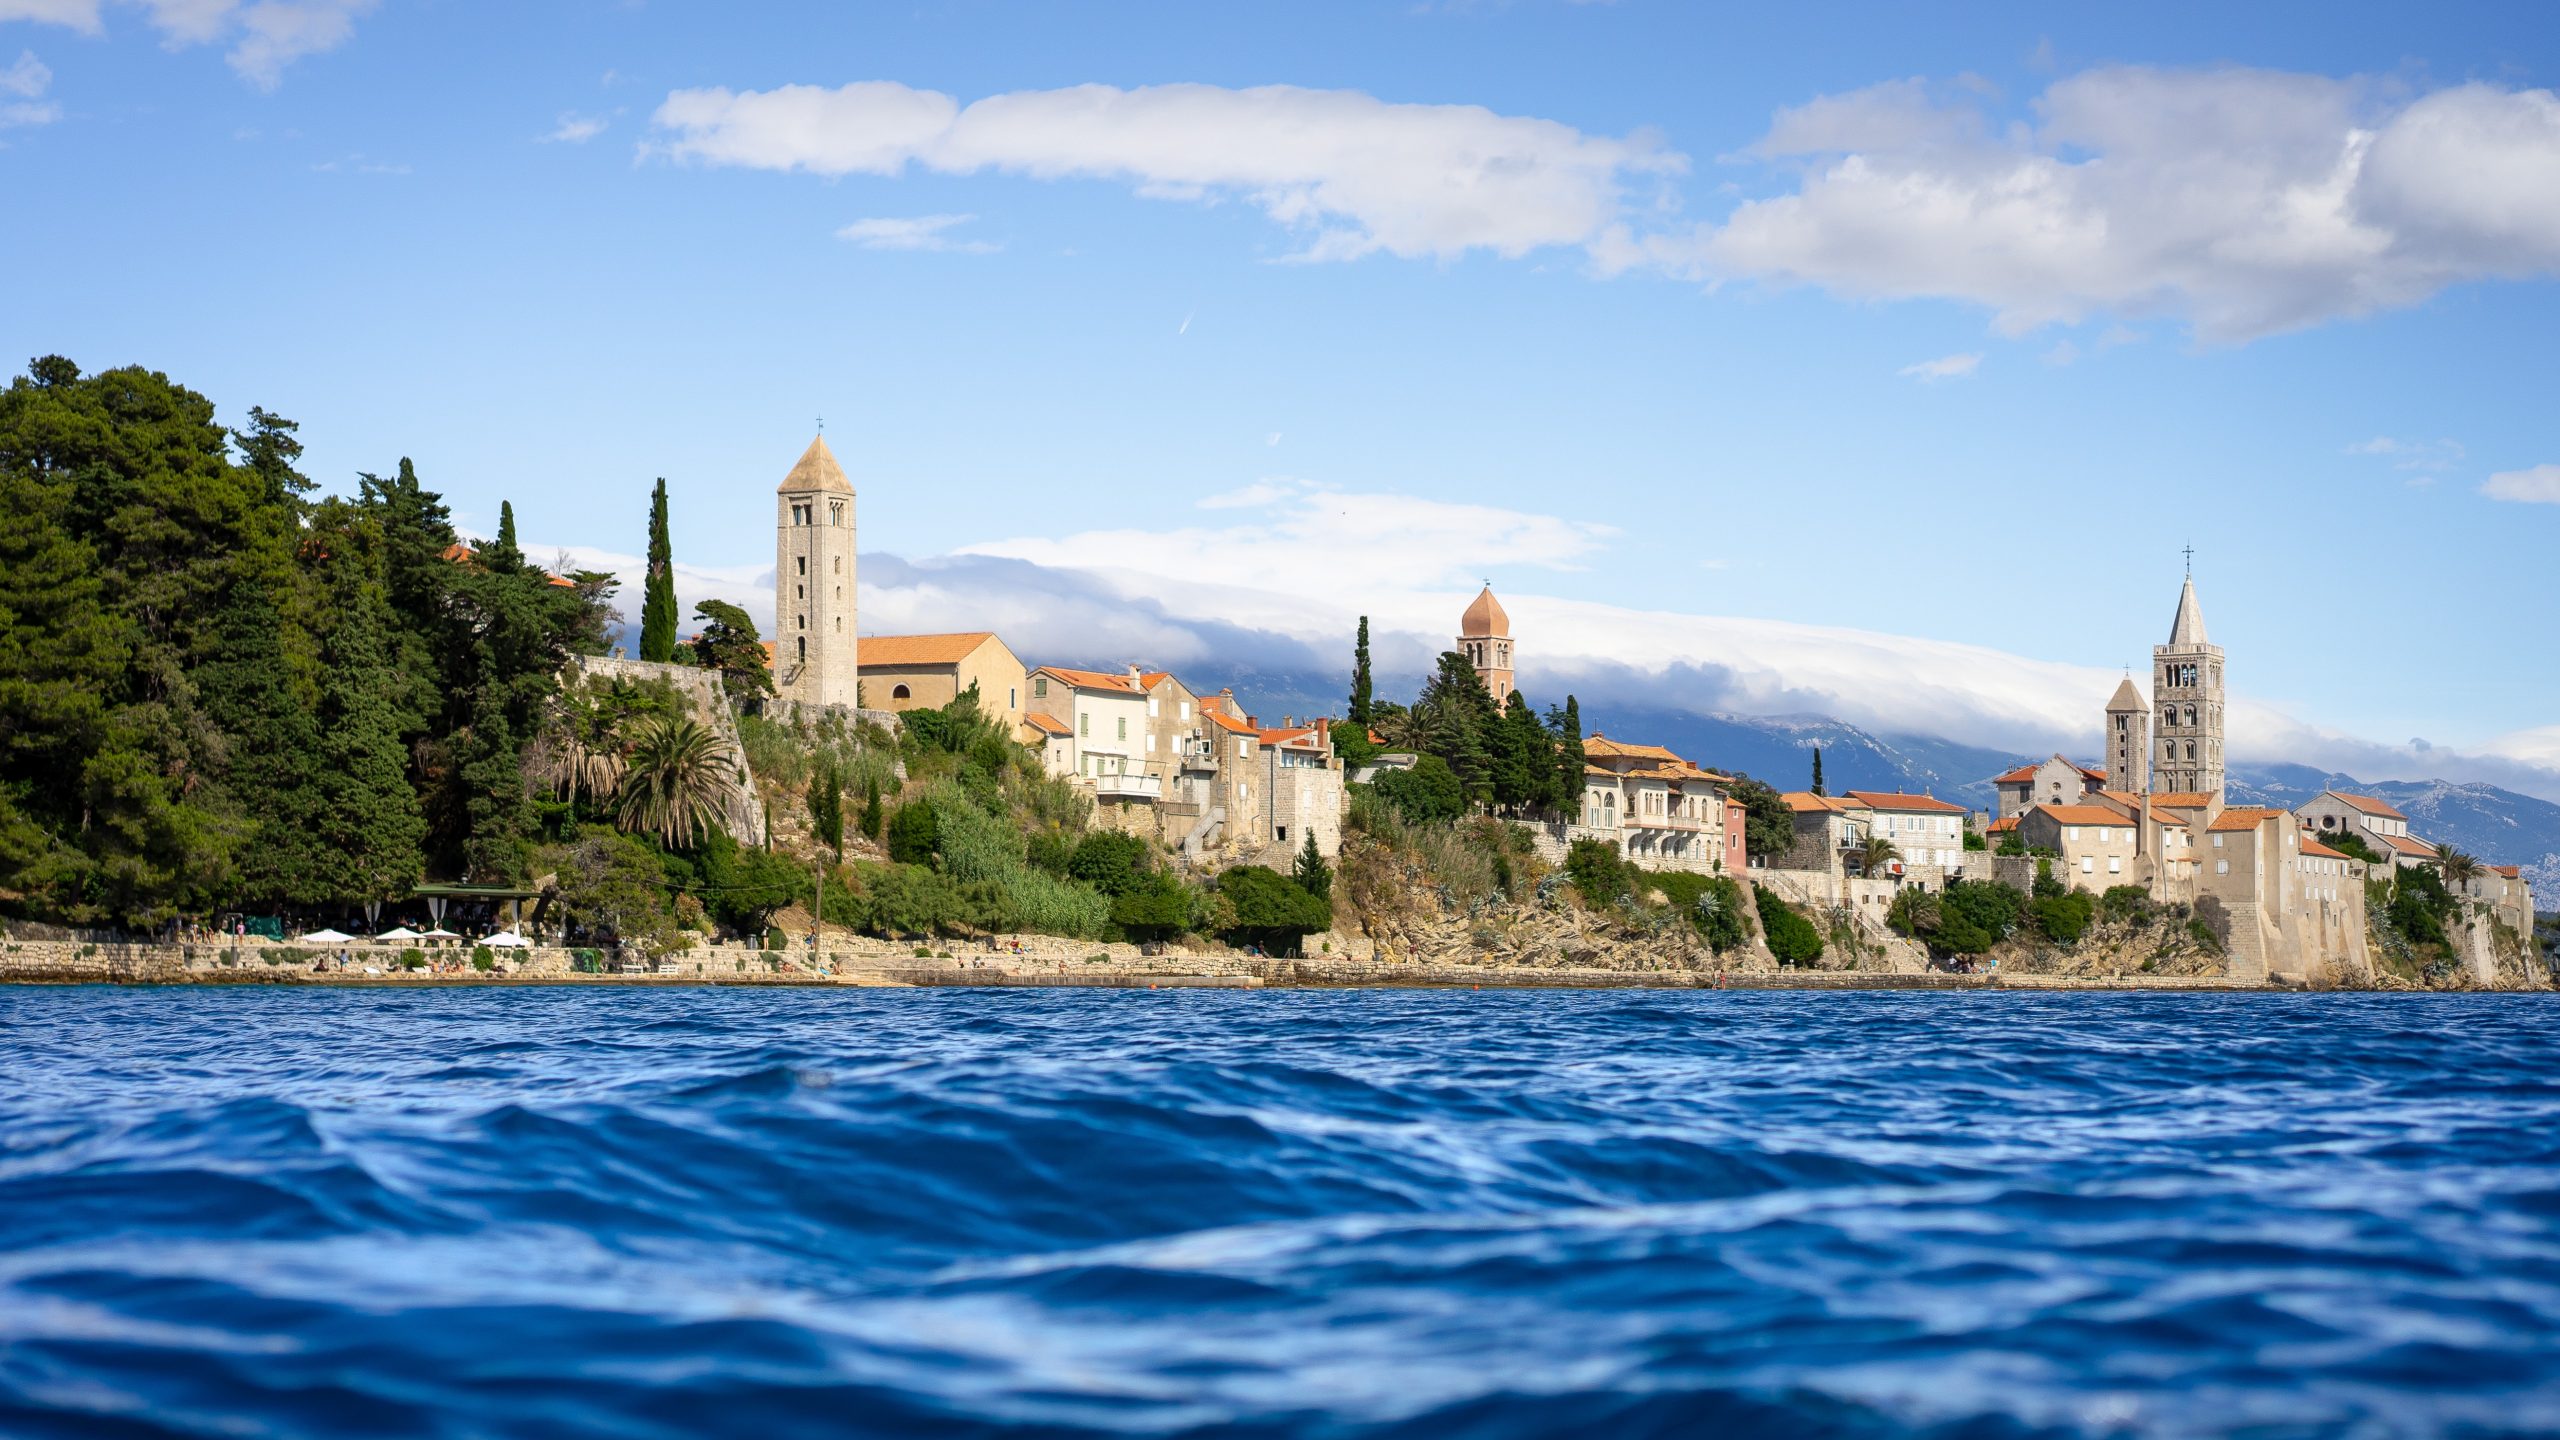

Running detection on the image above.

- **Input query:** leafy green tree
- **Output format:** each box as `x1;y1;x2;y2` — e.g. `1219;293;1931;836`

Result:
614;716;736;851
1372;754;1466;824
1754;885;1825;964
640;477;676;662
1293;830;1333;903
1725;775;1794;863
1110;870;1192;940
691;599;773;701
2030;890;2096;943
1216;865;1331;953
195;584;330;907
886;797;941;866
1413;650;1502;802
858;861;967;937
1566;839;1634;909
550;829;678;950
693;830;803;934
1490;689;1549;813
1068;830;1150;897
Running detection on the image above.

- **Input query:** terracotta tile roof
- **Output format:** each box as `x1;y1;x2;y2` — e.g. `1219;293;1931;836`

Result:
1993;763;2042;784
2032;804;2137;827
1032;666;1144;694
2489;864;2521;878
857;631;999;666
2151;792;2215;811
2328;791;2408;821
1203;710;1257;736
2079;766;2107;781
1844;791;1965;814
1987;815;2020;833
1583;734;1685;763
2297;835;2350;860
1781;792;1858;814
1258;726;1324;748
1139;671;1178;691
2378;830;2438;858
1023;712;1071;736
2209;807;2286;833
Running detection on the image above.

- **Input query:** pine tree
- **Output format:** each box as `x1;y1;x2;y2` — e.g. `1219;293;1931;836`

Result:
195;584;333;908
859;773;885;841
1416;650;1500;805
640;477;677;662
1293;830;1332;903
1348;616;1374;725
810;763;845;859
1811;746;1825;797
459;684;530;882
315;593;427;906
1550;695;1587;816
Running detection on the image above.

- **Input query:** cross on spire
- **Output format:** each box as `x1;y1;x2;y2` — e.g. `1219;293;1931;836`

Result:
2182;543;2194;576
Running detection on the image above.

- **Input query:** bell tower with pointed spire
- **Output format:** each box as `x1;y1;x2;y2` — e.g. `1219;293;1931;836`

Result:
2105;672;2149;795
1458;583;1514;706
2152;559;2223;803
774;432;859;711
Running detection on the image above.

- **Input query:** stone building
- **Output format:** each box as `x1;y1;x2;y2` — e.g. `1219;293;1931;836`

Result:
1577;736;1737;874
2291;790;2436;868
1459;584;1515;707
774;434;859;711
2199;807;2370;982
1780;792;1872;873
2017;804;2143;892
2153;573;2225;803
1843;791;1968;888
856;631;1026;735
2104;675;2149;794
1993;755;2105;819
1025;666;1160;804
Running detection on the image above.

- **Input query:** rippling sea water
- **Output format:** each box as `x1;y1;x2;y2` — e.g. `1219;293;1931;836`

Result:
3;987;2557;1438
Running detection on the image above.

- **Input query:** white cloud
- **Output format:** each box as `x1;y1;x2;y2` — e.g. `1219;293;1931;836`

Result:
650;79;1683;263
1196;479;1296;510
2482;464;2560;505
1898;351;1980;382
2345;435;2464;479
1697;69;2560;341
544;112;608;144
833;213;997;253
0;0;367;87
0;47;54;125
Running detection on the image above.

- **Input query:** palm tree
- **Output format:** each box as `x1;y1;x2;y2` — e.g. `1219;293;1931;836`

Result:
614;716;739;850
2435;843;2482;893
1857;835;1901;877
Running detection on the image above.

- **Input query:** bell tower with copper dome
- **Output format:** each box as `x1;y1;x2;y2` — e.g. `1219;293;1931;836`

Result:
1458;583;1514;707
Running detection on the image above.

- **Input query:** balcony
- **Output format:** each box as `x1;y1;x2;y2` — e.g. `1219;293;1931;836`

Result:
1091;772;1163;801
1628;813;1707;832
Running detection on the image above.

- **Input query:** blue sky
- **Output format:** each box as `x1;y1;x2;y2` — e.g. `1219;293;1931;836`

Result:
6;1;2558;792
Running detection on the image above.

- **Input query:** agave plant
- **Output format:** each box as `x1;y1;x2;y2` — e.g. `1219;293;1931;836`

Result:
614;716;739;850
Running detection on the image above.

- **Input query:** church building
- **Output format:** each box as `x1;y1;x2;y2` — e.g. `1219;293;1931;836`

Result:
774;433;858;711
2152;573;2224;804
1460;584;1515;706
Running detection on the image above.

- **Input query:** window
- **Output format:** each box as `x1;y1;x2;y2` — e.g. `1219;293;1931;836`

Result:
2212;834;2225;848
834;587;841;602
2081;855;2095;873
1079;713;1089;738
832;557;840;574
1116;717;1127;741
834;617;841;632
1276;826;1288;842
2067;826;2080;841
795;637;805;661
1145;733;1156;752
891;684;911;700
1009;688;1017;709
2108;857;2122;874
797;614;806;630
2216;859;2230;875
795;584;804;599
1148;698;1159;718
1180;702;1190;720
796;557;807;575
1035;677;1049;698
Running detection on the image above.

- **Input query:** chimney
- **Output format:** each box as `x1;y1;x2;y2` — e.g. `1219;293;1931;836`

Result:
1284;715;1295;728
1128;664;1144;689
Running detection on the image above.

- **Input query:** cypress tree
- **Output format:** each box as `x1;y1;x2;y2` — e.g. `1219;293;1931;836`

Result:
196;583;331;907
640;477;677;662
1348;616;1374;725
860;773;885;841
1550;696;1587;817
315;592;427;906
484;499;524;574
1811;746;1825;797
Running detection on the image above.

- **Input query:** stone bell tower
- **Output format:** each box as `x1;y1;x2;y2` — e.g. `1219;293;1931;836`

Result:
774;433;858;711
2152;567;2224;804
2105;673;2150;795
1459;583;1514;707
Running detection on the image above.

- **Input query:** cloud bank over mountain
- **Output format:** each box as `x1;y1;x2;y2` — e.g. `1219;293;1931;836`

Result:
532;475;2560;804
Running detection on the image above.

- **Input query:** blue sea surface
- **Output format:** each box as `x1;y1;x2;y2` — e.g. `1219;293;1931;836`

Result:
1;987;2556;1438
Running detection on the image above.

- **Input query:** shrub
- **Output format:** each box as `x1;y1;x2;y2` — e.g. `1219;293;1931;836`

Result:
2191;894;2232;953
1753;885;1825;964
1565;839;1635;909
1217;865;1332;954
471;948;496;972
1109;870;1193;940
764;927;785;953
1067;830;1150;897
1929;880;2024;956
1653;872;1750;952
2099;885;2153;924
886;799;941;866
397;948;426;970
2031;857;2064;900
2030;891;2095;944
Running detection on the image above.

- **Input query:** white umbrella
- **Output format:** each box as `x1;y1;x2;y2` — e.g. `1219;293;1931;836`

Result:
421;927;463;940
304;928;353;943
482;930;531;948
374;926;421;942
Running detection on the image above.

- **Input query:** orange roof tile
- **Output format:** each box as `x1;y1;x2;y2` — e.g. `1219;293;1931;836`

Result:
1845;791;1965;814
1258;726;1324;748
2298;835;2349;860
2151;792;2215;811
1583;734;1685;763
1031;666;1144;694
1781;792;1857;814
2329;791;2409;821
2209;807;2286;833
858;632;1000;666
1993;763;2041;784
2378;830;2438;858
1203;710;1257;735
1987;815;2020;833
1023;712;1071;736
2033;804;2137;827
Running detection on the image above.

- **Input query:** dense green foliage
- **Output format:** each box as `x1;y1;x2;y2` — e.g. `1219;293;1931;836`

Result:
1753;884;1825;964
1889;879;2024;956
1647;870;1751;953
1372;753;1467;824
1215;864;1332;953
0;357;612;925
1565;838;1636;908
1725;775;1794;862
691;599;772;700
